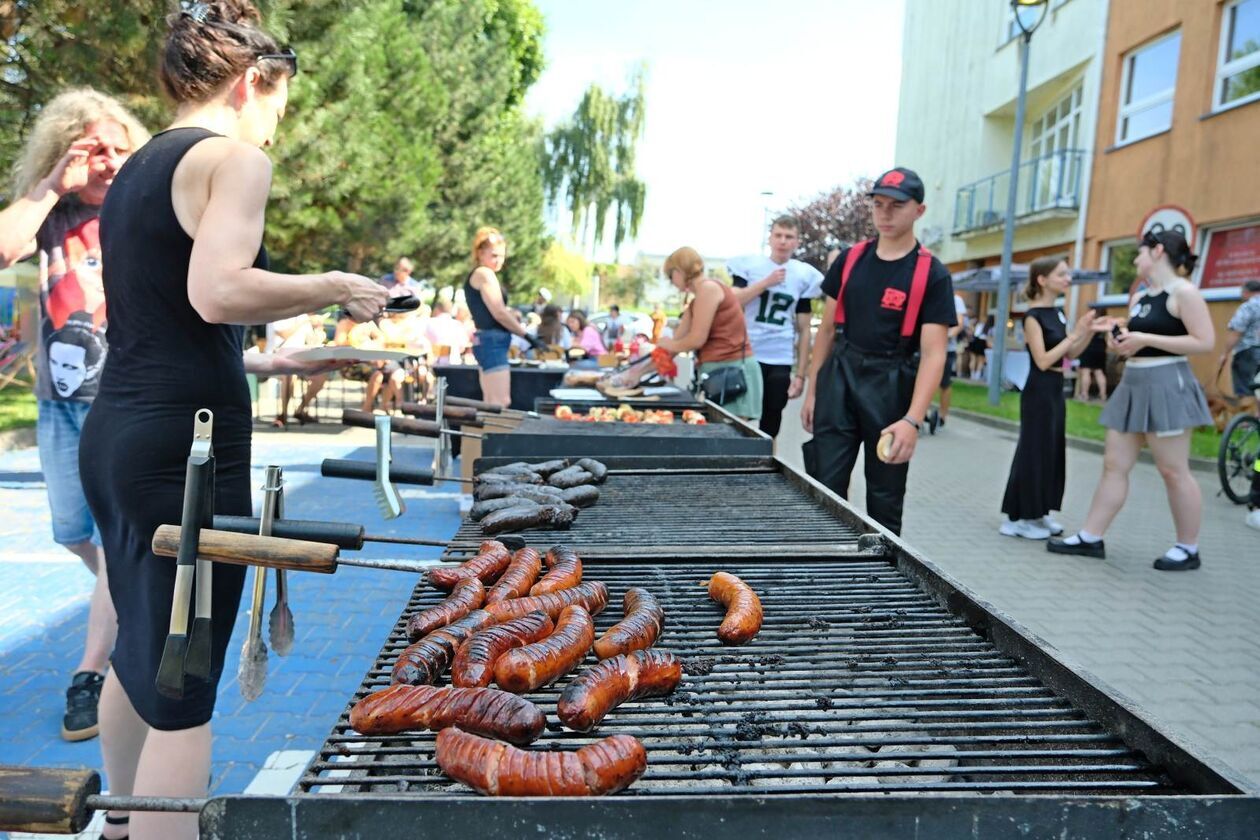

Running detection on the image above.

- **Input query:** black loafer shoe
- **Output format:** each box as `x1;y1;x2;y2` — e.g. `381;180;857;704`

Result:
62;671;104;742
1153;551;1201;571
1047;538;1106;559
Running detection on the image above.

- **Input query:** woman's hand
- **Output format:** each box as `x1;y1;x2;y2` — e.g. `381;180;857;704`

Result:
800;391;815;434
1070;309;1097;341
38;136;98;197
787;373;805;399
333;272;391;322
1112;329;1149;358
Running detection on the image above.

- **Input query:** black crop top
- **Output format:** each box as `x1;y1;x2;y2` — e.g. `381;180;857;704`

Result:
1126;290;1187;357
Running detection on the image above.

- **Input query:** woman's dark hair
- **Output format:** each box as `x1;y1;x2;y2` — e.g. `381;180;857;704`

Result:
161;1;289;103
567;309;589;331
1142;229;1198;277
1024;256;1065;301
537;304;565;345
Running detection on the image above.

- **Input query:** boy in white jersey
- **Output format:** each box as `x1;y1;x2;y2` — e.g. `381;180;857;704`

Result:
726;216;824;437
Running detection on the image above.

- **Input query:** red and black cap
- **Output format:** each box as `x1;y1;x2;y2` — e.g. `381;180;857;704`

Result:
868;168;925;203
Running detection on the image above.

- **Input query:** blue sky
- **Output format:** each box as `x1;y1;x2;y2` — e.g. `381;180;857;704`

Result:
526;0;906;262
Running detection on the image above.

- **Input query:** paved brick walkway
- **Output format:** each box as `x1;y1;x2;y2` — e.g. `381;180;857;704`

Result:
779;396;1260;784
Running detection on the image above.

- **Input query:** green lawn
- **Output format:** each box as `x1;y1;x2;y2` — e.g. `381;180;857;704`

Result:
948;381;1221;461
0;386;37;433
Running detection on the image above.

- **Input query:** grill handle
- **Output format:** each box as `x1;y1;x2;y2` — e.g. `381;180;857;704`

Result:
342;409;440;437
0;765;99;834
320;458;435;485
212;515;367;550
399;401;480;424
152;525;340;574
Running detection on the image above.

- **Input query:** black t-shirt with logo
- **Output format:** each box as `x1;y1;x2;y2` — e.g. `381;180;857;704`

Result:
820;240;957;353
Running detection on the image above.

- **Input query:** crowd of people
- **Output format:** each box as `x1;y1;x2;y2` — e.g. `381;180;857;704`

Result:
0;3;1256;837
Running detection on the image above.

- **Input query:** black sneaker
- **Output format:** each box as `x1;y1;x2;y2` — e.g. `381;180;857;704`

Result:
1047;537;1106;559
62;671;104;742
1153;551;1201;571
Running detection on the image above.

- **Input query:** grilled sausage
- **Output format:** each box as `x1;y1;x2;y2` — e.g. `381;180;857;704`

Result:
428;541;512;590
350;684;545;746
524;459;570;477
529;544;582;595
406;577;486;641
392;610;496;686
557;649;682;732
475;481;562;501
494;605;594;692
484;547;543;604
435;728;647;796
576;458;608;483
470;496;539;521
707;571;763;645
481;464;544;481
560;484;600;508
484;580;608;622
548;465;594;489
451;611;554;688
594;587;664;660
480;503;577;536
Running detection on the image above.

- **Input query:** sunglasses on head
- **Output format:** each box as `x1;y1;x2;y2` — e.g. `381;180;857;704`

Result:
257;47;298;77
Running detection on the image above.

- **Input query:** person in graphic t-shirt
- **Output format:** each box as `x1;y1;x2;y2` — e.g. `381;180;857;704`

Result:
799;168;957;535
0;88;151;744
727;215;824;438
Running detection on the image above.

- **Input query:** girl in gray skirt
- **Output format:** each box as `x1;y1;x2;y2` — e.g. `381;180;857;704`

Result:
1048;229;1214;570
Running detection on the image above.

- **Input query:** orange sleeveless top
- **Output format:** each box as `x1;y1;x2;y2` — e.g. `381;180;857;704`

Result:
694;279;749;364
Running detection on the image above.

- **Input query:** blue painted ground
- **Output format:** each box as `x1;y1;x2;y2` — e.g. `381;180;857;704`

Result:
0;430;460;799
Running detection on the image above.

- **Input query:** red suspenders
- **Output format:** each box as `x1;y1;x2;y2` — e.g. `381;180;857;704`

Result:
834;239;934;338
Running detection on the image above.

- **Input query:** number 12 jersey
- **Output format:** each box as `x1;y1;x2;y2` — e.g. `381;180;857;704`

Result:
725;255;824;366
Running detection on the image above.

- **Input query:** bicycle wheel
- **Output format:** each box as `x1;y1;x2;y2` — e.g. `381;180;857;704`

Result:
1218;413;1260;504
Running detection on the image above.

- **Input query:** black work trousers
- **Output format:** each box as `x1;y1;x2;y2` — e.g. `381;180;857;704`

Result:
758;362;793;438
805;338;918;535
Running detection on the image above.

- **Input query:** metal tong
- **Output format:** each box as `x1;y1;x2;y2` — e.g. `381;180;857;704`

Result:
239;465;283;700
155;409;215;699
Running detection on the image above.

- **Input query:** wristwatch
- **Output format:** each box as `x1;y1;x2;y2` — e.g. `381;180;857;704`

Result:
899;416;921;432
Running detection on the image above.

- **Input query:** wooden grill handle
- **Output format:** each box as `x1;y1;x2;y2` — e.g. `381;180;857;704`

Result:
0;765;99;834
152;526;339;574
341;409;440;437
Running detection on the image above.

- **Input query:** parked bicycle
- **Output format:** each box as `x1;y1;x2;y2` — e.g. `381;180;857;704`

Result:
1217;368;1260;504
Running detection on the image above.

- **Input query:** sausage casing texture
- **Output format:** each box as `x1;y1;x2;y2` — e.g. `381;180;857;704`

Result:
707;571;763;645
484;547;542;604
350;684;546;745
391;610;496;686
470;496;538;521
559;484;600;508
475;481;561;501
435;728;647;796
594;587;664;660
451;611;554;688
529;544;582;595
428;541;512;590
547;465;594;489
481;464;544;482
494;605;594;692
525;459;569;477
557;649;682;732
484;580;608;622
406;577;486;641
480;485;565;505
576;458;608;483
480;503;576;536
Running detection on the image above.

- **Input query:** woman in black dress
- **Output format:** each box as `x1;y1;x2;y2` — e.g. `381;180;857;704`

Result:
80;3;388;837
999;258;1098;540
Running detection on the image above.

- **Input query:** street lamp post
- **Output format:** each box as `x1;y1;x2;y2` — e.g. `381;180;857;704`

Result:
989;0;1049;405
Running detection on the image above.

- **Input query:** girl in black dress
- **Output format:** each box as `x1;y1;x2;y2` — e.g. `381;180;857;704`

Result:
80;3;388;837
999;258;1098;540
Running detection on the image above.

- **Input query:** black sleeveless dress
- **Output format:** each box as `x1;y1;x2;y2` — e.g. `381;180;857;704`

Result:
1001;307;1067;522
81;128;263;729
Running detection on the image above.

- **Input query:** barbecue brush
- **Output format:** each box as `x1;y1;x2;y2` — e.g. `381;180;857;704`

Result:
374;413;405;519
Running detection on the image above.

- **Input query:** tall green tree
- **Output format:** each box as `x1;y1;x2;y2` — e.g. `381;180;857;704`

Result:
541;67;647;260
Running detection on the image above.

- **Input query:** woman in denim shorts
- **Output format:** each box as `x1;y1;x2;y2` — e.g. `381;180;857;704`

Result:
462;227;543;406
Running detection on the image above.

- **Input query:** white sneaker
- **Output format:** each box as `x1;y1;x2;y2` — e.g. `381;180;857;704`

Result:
1247;509;1260;532
999;519;1052;540
1040;515;1065;536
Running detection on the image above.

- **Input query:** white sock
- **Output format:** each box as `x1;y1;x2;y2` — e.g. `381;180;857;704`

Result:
1165;542;1197;560
1176;542;1198;554
1061;530;1101;546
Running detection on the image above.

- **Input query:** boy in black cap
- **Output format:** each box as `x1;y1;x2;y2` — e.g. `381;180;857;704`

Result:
800;167;957;534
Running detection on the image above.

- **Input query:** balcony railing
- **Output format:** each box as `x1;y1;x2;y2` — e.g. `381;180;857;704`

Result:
953;148;1087;234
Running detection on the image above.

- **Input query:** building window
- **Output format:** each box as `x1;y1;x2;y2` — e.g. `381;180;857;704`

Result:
1216;0;1260;109
1100;239;1139;297
1028;84;1084;211
1116;31;1181;144
1200;221;1260;289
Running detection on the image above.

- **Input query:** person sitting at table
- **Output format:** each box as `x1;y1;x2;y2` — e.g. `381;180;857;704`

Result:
426;298;468;363
273;312;329;425
537;304;572;350
463;226;542;406
566;309;607;356
333;312;396;411
379;308;430;408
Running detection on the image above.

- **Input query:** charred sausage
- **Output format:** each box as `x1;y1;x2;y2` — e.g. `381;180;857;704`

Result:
529;544;582;595
435;728;647;796
707;571;763;645
593;587;664;660
480;503;577;536
474;481;562;501
481;464;544;482
350;684;546;746
484;580;608;622
484;547;543;604
470;496;539;521
391;610;496;686
547;465;594;489
557;649;682;732
559;484;600;508
494;605;595;692
451;611;554;688
576;458;608;483
406;577;486;640
524;459;570;477
428;541;512;590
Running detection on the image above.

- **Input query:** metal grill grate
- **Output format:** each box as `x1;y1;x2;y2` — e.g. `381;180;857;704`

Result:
448;469;864;559
509;418;748;438
298;558;1182;797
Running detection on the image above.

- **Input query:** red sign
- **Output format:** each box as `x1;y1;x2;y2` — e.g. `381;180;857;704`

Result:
1201;224;1260;289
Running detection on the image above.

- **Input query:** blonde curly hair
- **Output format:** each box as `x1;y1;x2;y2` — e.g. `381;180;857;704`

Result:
11;87;151;198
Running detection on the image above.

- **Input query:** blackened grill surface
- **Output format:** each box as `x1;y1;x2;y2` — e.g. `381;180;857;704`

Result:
448;470;861;558
513;417;746;438
299;558;1183;797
